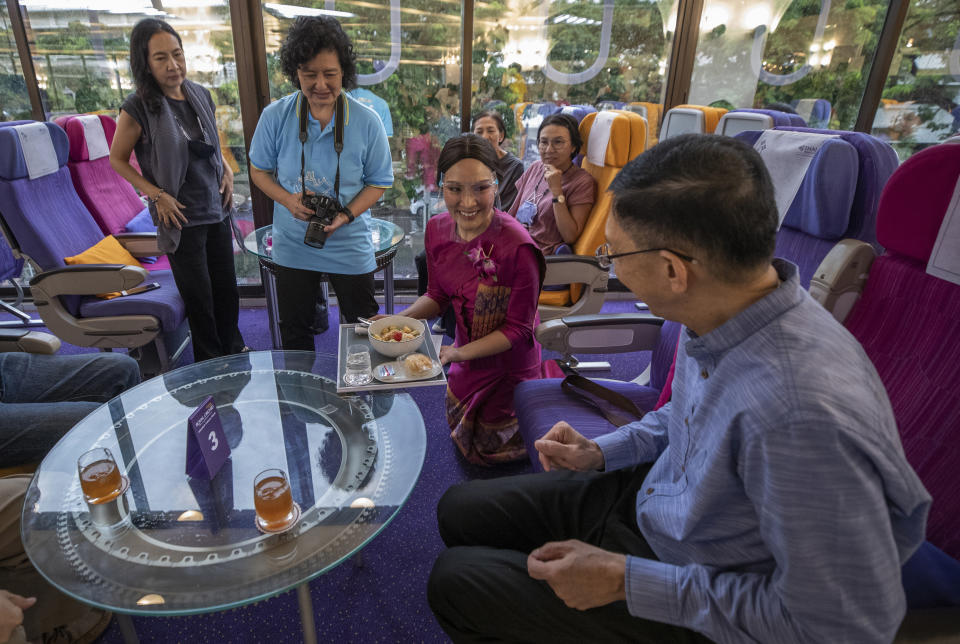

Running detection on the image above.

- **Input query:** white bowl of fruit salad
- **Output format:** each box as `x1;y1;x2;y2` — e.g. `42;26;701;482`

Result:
367;315;426;357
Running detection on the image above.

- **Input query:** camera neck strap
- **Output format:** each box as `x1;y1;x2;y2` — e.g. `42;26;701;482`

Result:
299;91;345;203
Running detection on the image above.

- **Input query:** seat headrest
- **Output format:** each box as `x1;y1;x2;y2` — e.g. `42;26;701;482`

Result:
728;108;807;128
672;104;728;133
718;111;775;137
58;114;116;162
580;110;646;169
876;142;960;262
560;104;596;123
735;129;859;239
0;121;69;181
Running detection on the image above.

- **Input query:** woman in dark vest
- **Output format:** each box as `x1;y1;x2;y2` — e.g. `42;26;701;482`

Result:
110;18;245;363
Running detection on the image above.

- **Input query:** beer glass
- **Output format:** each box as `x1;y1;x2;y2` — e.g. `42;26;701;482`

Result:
253;468;296;531
77;447;123;504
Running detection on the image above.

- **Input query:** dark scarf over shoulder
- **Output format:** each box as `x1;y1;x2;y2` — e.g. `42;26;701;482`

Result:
137;79;223;253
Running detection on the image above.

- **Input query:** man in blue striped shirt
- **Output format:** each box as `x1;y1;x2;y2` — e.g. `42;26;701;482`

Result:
428;134;931;643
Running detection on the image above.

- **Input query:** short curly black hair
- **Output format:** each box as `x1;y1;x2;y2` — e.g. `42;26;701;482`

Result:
279;16;357;91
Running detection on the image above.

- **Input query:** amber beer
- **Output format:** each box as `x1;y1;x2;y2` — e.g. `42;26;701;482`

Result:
78;448;123;503
254;469;294;529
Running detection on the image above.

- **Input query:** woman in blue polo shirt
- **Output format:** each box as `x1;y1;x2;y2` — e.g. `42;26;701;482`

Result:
249;16;393;351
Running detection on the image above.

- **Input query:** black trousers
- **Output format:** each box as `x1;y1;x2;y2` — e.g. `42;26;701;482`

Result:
275;265;378;351
167;218;244;363
428;467;713;644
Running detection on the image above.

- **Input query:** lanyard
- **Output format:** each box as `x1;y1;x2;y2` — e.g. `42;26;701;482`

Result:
298;91;344;202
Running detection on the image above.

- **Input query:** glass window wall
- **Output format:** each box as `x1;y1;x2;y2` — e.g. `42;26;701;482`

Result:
689;0;894;131
870;0;960;160
473;0;675;166
16;0;257;284
0;4;32;121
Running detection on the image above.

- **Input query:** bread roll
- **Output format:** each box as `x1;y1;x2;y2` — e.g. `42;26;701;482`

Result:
404;353;433;376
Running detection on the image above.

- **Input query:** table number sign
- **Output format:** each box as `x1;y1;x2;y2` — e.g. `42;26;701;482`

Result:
185;396;230;479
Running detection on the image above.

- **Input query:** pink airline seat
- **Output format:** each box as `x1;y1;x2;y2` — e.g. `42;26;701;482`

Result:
56;114;169;271
844;141;960;560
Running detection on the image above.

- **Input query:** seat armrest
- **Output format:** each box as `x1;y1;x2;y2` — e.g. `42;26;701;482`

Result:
536;313;665;355
542;255;608;287
115;232;162;258
809;239;875;323
30;264;149;297
0;329;60;354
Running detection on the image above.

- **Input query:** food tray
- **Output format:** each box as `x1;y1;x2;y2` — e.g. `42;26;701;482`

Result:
336;323;447;393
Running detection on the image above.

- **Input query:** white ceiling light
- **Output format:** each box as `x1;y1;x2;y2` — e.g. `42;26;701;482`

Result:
263;3;355;19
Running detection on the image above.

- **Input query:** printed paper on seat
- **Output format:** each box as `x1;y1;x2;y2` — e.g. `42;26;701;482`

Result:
78;115;110;161
14;123;58;180
927;174;960;286
753;129;838;228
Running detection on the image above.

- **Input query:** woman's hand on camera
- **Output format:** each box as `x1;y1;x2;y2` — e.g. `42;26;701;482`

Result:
156;193;188;230
322;212;350;235
284;191;315;221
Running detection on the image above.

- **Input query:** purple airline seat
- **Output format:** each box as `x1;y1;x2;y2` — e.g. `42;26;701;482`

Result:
55;114;170;271
736;127;899;278
0;121;186;347
515;129;889;471
845;141;960;560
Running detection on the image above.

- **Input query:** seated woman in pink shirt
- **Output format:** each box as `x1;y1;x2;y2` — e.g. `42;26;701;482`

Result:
385;134;545;465
508;113;596;254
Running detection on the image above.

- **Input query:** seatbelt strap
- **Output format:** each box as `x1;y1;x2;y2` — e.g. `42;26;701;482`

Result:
560;373;645;427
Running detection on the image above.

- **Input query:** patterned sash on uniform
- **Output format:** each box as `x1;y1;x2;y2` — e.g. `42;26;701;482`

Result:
471;284;511;340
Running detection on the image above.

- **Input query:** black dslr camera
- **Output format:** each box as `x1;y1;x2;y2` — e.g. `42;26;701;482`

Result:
302;193;342;249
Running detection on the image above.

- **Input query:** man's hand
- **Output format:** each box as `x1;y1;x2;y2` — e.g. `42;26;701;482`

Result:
0;591;35;642
527;540;626;610
535;421;605;472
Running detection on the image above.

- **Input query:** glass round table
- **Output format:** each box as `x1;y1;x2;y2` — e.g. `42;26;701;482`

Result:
243;218;406;349
20;351;426;644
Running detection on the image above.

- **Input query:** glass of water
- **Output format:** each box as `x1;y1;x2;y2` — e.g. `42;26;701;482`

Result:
344;344;373;385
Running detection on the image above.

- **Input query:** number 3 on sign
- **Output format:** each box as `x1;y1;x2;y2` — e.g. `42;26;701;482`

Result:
208;430;219;451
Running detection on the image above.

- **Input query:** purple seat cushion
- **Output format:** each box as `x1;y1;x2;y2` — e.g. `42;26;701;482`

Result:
0;234;23;281
649;320;682;392
124;207;156;233
774;228;837;288
78;269;185;331
515;377;661;471
0;168;104;271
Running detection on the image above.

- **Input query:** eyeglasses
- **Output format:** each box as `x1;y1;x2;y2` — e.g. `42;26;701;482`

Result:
594;243;697;269
537;137;570;151
439;180;498;198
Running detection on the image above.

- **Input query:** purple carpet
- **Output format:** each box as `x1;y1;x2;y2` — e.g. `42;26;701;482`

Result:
3;298;650;642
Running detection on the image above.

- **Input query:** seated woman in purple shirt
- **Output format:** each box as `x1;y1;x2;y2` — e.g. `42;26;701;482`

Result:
384;134;545;465
508;113;596;254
